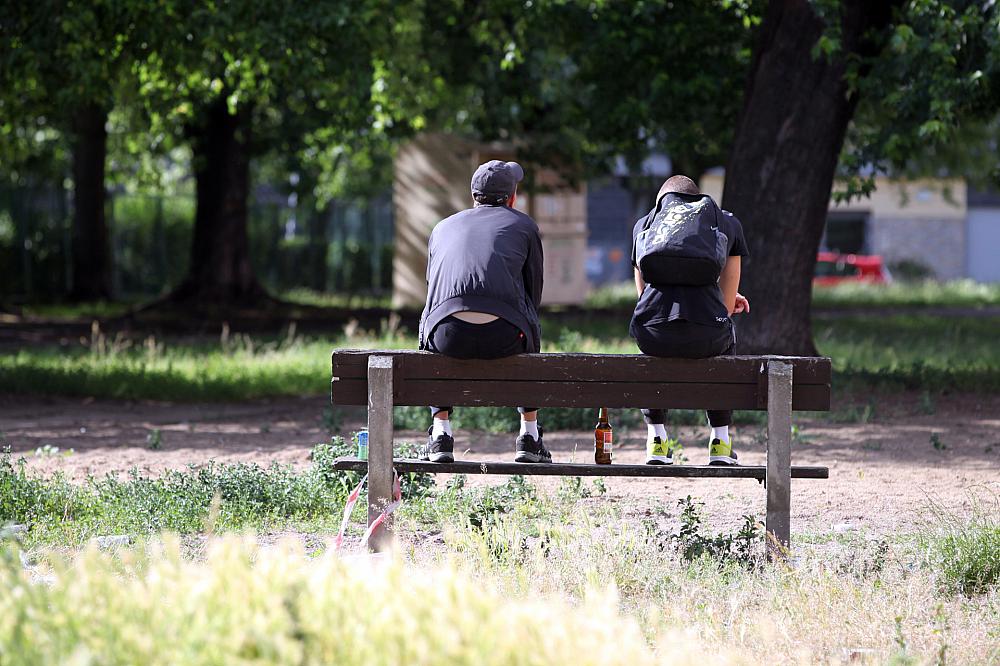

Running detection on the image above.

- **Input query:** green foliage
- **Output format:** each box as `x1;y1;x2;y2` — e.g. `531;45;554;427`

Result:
838;1;1000;198
929;432;947;451
812;280;1000;309
920;494;1000;594
0;438;430;542
666;496;763;566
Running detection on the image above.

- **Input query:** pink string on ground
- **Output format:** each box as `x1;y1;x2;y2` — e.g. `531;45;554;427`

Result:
333;474;367;552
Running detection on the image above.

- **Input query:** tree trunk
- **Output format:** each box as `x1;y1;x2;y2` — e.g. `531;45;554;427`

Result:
721;0;897;354
69;102;112;301
172;98;266;307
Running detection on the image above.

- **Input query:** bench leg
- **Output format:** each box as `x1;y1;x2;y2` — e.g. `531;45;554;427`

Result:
367;355;395;552
766;361;793;560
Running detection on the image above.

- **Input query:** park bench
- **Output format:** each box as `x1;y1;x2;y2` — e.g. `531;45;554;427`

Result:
331;350;831;557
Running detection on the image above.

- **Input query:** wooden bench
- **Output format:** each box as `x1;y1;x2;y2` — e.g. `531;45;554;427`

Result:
331;349;831;557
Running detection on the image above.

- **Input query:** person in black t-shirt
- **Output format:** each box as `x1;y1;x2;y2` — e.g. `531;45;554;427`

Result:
630;175;750;466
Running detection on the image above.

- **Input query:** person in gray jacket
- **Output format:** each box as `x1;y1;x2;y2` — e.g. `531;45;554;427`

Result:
418;159;550;463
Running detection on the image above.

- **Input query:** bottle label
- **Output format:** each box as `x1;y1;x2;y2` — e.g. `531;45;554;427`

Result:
602;431;612;452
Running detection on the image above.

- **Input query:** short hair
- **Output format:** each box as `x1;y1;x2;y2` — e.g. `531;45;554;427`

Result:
658;175;700;199
473;192;510;206
473;184;516;206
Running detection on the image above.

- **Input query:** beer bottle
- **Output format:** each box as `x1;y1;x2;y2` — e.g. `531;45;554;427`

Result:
594;407;613;464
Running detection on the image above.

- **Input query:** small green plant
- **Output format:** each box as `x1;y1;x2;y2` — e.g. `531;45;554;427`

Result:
461;475;537;530
33;445;71;458
146;429;162;450
591;478;608;496
890;616;918;666
791;424;814;444
667;436;688;464
670;496;762;566
557;476;591;502
930;433;947;451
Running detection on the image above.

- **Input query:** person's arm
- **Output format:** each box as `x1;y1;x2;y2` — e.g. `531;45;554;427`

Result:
634;268;645;298
719;255;741;315
524;228;544;309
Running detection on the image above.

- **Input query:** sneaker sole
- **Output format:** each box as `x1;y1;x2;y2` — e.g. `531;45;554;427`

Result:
645;456;673;465
708;455;738;466
428;452;454;463
514;452;552;463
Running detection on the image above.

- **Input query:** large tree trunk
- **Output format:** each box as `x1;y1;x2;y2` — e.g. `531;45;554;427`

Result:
171;98;266;307
722;0;897;354
69;102;112;301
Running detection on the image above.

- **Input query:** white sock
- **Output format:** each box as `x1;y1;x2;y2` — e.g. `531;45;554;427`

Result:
711;425;729;443
432;418;452;438
647;424;667;440
520;419;539;439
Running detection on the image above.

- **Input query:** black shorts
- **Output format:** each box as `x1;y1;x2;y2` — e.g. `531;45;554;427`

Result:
426;316;527;359
425;316;534;416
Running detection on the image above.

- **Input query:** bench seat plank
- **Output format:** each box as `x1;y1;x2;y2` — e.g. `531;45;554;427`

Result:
333;457;829;479
332;350;832;386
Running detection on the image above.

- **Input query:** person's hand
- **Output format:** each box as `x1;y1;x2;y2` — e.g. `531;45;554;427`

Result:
733;293;750;314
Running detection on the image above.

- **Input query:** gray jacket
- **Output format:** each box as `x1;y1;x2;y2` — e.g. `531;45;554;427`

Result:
418;204;544;352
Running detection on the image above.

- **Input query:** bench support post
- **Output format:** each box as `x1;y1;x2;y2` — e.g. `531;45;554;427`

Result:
367;355;394;552
766;361;793;560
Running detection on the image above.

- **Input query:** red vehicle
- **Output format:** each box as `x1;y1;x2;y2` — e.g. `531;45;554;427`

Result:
814;252;892;286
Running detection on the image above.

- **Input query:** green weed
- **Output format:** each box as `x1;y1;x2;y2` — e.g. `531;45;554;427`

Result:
930;433;948;451
669;496;763;566
0;439;431;544
920;494;1000;594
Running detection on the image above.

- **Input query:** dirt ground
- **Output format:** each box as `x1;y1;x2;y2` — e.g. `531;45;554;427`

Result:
2;393;998;538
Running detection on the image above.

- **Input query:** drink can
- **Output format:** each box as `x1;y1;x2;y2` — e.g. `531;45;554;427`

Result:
356;429;369;460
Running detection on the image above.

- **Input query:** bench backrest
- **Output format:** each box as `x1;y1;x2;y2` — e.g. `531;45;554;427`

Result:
331;350;831;411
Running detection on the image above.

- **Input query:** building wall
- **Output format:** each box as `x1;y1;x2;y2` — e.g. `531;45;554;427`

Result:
392;133;589;308
868;217;967;280
967;208;1000;283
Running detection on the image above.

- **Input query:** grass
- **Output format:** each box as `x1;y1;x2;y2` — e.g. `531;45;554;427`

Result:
814;314;1000;391
1;315;998;430
812;279;1000;309
919;492;1000;595
1;492;997;665
0;439;431;547
585;279;1000;311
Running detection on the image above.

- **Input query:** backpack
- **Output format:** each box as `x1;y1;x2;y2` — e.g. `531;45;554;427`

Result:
634;193;729;286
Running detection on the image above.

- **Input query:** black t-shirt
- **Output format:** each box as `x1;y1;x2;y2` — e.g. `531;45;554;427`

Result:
630;194;749;329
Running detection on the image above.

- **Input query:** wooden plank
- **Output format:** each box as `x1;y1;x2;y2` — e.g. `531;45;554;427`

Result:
333;350;832;385
766;361;793;560
333;457;829;479
367;355;394;553
331;378;830;411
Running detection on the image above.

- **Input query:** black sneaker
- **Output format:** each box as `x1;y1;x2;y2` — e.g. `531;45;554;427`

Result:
420;427;454;463
514;427;552;463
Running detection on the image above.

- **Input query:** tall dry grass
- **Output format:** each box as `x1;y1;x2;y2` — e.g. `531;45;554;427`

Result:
1;535;733;666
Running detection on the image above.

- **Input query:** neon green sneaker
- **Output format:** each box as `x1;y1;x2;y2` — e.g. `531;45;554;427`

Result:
709;438;738;466
646;436;673;465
